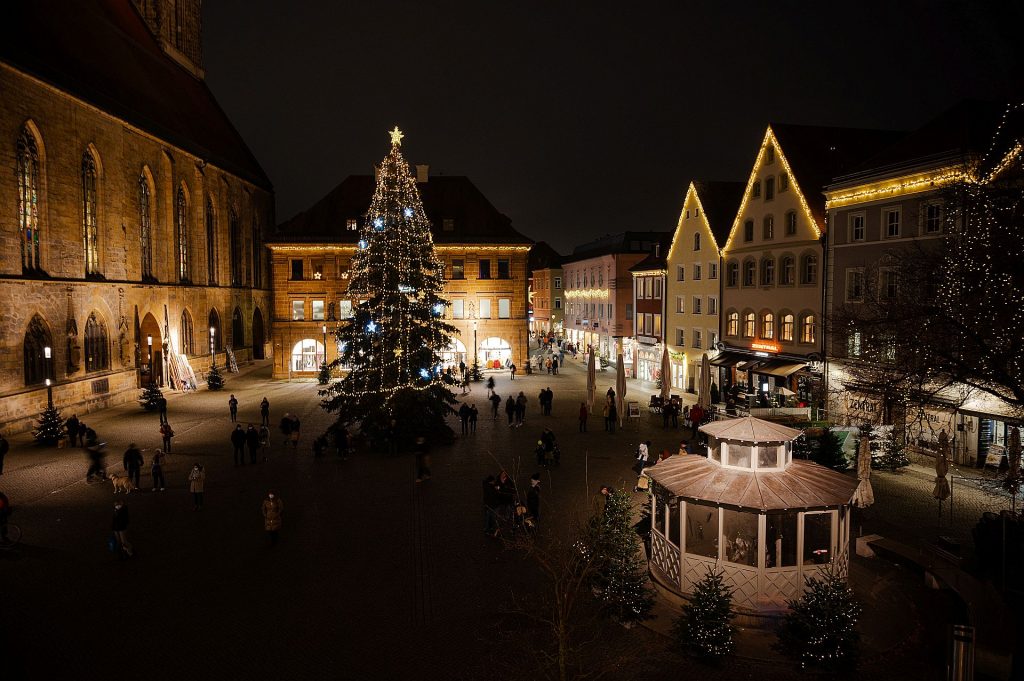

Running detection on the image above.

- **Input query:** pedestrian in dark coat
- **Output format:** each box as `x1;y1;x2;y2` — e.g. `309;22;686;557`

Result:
515;392;527;426
188;464;205;510
230;425;246;465
157;396;168;425
486;376;496;397
608;401;618;434
78;422;89;447
160;422;174;452
578;402;588;432
505;396;516;426
260;397;270;426
150;449;166;491
489;393;501;420
262;491;284;546
122;443;144;489
459;403;471;435
66;414;80;446
469;405;479;434
111;501;132;558
495;470;516;522
228;394;239;422
509;363;516;380
245;424;260;464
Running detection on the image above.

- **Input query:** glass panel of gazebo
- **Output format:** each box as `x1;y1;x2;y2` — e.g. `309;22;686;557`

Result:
708;437;722;463
684;501;719;559
719;442;787;471
722;508;758;566
726;443;752;468
803;511;836;565
766;511;799;568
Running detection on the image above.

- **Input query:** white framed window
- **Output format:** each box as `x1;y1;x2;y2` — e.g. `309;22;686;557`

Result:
924;202;943;234
693;329;703;349
707;330;717;348
291;300;305;321
498;298;511;319
339;300;353;318
884;207;901;238
692;296;703;315
675;296;685;313
312;300;325;321
846;269;865;302
693;263;702;280
676;328;685;346
479;299;492;318
653;278;662;299
708;262;718;279
708;296;718;315
554;298;561;309
452;299;465;319
849;212;865;242
554;276;562;289
676;265;685;281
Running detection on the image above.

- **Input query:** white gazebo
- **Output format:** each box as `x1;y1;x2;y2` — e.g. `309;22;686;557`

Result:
645;416;857;617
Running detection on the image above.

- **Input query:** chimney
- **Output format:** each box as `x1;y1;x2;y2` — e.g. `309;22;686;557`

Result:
416;164;429;183
654;243;661;257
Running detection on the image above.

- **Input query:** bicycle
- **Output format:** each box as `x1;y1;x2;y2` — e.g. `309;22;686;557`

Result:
0;523;22;549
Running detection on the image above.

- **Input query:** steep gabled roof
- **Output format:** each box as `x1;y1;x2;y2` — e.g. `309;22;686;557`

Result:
692;181;746;249
528;242;564;271
564;231;672;263
273;174;533;246
0;0;272;190
769;124;905;227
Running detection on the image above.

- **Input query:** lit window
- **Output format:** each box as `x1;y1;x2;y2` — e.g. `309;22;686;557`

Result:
780;314;794;342
479;299;492;318
498;298;511;319
17;129;42;272
312;300;325;321
82;152;100;276
452;299;465;319
139;175;153;280
176;188;190;282
339;300;353;318
291;301;305;321
451;259;465;279
346;218;358;231
761;312;774;340
800;315;816;344
726;312;739;337
743;312;755;338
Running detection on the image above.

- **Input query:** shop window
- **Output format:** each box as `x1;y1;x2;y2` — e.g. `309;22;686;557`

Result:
803;512;833;565
685;502;719;559
766;511;798;568
722;508;758;566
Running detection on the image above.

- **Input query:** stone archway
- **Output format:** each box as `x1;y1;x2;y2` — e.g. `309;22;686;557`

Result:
139;312;163;386
252;307;265;359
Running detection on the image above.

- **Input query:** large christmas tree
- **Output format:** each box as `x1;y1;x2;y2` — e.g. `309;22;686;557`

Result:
586;488;655;624
321;127;458;447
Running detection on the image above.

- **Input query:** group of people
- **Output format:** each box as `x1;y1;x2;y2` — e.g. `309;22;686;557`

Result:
482;470;540;537
229;423;271;465
504;392;529;427
64;414;98;448
659;400;708;436
537;387;555;416
457;403;480;435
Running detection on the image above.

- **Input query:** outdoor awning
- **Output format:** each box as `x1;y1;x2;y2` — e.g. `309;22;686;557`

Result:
754;359;807;377
709;351;749;368
736;359;763;371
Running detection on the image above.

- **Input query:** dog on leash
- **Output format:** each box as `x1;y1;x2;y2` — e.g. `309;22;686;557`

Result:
110;473;136;494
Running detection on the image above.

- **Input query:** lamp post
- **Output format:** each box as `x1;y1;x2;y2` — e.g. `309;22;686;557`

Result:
147;335;154;385
322;323;328;365
43;345;53;408
209;326;216;368
473;319;478;373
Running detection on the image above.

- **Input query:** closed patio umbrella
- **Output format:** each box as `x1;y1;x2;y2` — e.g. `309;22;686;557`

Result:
933;430;951;524
616;352;626;428
587;351;596;411
698;352;712;409
660;347;672;402
852;431;874;508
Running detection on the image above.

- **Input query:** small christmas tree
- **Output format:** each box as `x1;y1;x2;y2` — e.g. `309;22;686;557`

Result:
878;426;910;472
317;361;331;385
586;488;655;624
673;568;736;660
139;383;164;411
34;405;66;446
813;429;849;471
468;357;483;382
776;568;861;670
206;363;224;391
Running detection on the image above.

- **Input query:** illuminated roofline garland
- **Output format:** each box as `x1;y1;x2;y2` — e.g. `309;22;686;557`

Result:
665;182;727;265
824;165;970;209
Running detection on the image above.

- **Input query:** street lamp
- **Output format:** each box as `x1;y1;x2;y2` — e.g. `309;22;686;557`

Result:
473;319;478;373
147;335;154;385
322;323;328;365
43;345;53;407
209;325;216;368
45;378;53;409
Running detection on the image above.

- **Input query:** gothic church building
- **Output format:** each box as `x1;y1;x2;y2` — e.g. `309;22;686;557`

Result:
0;0;273;432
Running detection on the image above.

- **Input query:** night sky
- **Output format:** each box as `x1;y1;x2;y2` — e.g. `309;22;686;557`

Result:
203;1;1021;253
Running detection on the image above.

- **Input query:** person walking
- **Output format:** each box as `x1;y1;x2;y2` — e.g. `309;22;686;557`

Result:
469;405;479;434
66;414;80;447
228;394;239;422
670;401;679;428
495;470;516;529
545;388;554;416
526;473;541;525
245;424;260;464
231;425;246;466
160;422;174;453
602;402;610;432
505;395;516;427
509;362;516;381
0;432;8;475
111;500;133;559
413;436;430;482
260;397;270;427
261;491;284;546
459;403;471;435
86;443;107;482
486;376;495;398
78;421;88;448
578;402;588;433
122;443;143;490
150;449;166;491
279;413;293;445
515;392;527;427
489;392;501;420
551;356;559;375
259;424;271;460
188;464;205;510
157;396;168;425
608;401;618;435
635;440;650;473
289;414;301;449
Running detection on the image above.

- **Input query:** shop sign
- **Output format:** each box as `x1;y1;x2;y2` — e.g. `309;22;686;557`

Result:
750;340;780;353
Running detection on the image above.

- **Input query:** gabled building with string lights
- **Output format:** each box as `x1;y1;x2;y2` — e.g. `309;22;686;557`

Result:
268;161;532;378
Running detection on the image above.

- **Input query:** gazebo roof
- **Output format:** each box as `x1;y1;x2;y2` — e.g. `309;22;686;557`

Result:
699;416;803;443
646;455;858;511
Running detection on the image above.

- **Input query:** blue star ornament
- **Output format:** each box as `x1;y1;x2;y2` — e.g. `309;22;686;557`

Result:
403;207;414;218
366;321;378;333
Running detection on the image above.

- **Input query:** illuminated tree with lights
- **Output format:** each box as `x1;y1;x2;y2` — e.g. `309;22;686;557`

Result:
585;488;654;624
776;569;861;670
321;127;458;447
672;568;736;660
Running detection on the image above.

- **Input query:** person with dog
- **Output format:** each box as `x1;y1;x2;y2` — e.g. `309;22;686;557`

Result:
122;444;143;490
151;449;166;491
261;491;284;546
111;500;132;559
188;464;205;510
231;424;246;466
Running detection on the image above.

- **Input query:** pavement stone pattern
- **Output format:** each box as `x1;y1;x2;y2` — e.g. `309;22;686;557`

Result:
0;354;980;680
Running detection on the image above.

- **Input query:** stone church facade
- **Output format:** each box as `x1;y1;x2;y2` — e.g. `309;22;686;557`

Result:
0;0;274;433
